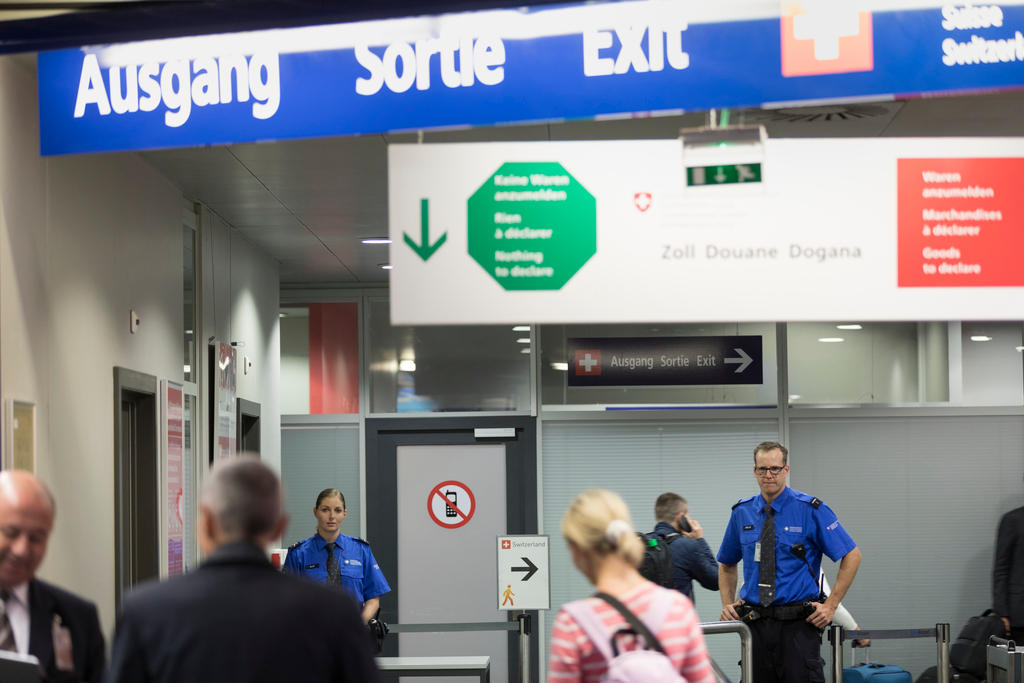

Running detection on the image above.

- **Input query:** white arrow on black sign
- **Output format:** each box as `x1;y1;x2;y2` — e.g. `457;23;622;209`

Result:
724;348;753;373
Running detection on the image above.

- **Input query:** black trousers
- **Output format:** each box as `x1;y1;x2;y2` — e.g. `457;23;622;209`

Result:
748;617;825;683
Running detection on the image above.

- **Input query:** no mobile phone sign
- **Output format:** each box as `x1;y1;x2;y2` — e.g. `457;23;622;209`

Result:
427;480;476;529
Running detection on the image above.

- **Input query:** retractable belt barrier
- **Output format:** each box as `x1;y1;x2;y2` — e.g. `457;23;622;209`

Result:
987;635;1024;682
828;623;951;683
388;615;530;683
386;617;752;683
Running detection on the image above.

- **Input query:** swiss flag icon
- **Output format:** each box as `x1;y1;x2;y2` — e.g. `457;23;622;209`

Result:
501;539;511;549
574;350;602;376
781;1;873;77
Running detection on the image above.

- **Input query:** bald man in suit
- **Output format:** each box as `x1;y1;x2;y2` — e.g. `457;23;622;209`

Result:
0;470;105;682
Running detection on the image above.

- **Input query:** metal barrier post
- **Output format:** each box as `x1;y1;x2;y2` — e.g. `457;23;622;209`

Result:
701;621;753;683
935;623;950;683
828;625;844;683
517;613;530;683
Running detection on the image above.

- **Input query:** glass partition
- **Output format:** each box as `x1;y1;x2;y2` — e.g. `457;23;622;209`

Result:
367;298;531;413
787;321;1023;405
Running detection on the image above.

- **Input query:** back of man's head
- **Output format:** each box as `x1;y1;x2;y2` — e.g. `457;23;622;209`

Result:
654;492;687;523
201;456;283;547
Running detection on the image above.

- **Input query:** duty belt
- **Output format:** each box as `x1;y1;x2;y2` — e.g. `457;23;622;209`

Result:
736;601;815;622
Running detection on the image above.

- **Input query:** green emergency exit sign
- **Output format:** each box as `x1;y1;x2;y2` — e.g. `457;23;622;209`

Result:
686;162;762;186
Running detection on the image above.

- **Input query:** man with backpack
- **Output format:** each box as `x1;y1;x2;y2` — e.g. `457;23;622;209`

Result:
649;493;719;603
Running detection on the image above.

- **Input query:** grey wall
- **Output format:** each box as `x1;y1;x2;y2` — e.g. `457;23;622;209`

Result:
791;415;1024;678
0;55;282;636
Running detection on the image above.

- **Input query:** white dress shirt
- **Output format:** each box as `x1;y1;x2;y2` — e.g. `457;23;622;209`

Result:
4;583;30;655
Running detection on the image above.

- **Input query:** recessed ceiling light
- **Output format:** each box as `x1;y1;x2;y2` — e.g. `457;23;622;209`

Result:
550;362;568;371
512;325;530;332
520;347;531;354
361;237;391;244
183;365;191;374
278;313;287;318
398;359;416;372
818;337;844;343
789;394;801;401
516;337;531;344
836;324;862;330
379;263;393;270
970;335;993;342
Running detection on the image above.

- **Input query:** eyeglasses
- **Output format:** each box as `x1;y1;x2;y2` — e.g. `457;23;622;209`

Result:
754;466;786;476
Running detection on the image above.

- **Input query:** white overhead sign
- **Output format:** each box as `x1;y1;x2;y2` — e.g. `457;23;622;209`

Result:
497;535;549;611
388;138;1024;324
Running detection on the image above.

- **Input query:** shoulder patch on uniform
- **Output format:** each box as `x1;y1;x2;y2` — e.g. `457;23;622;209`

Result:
287;540;303;551
351;536;370;545
732;494;756;509
808;497;822;508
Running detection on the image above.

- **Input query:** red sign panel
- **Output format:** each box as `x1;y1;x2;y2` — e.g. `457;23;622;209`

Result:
898;158;1024;287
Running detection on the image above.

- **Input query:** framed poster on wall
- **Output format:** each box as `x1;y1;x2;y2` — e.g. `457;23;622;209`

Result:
208;342;237;464
161;381;185;577
3;400;35;472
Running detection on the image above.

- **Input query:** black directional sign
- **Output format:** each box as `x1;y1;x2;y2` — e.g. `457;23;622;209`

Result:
567;336;762;387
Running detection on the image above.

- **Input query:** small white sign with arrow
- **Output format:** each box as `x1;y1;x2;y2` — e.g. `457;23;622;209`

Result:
497;535;550;611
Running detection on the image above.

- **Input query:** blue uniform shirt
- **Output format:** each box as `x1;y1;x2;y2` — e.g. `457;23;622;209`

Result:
284;533;391;605
717;486;856;606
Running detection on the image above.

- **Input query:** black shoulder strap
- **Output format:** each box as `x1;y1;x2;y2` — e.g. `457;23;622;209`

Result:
593;592;666;654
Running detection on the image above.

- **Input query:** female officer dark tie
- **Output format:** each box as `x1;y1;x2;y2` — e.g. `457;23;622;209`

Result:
325;542;342;586
759;505;776;606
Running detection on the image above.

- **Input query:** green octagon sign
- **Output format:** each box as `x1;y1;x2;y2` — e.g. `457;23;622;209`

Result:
468;162;596;291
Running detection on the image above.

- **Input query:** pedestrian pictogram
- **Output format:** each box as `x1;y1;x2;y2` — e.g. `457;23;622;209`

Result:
502;585;515;606
428;480;476;529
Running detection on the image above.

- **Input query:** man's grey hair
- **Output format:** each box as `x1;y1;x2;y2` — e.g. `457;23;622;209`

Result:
201;456;283;541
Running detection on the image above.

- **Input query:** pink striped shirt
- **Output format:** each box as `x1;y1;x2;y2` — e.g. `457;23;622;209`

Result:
548;582;715;683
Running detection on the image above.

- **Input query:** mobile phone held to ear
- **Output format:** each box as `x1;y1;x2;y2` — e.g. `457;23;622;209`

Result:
677;515;692;533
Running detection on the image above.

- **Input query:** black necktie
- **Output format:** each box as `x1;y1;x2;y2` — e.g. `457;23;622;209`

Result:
325;542;341;586
0;591;15;652
759;505;776;606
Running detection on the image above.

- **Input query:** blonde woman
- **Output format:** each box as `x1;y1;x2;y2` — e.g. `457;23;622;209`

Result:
549;490;715;682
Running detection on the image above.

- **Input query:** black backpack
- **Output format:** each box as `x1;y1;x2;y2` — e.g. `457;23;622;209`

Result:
637;532;680;589
950;609;1006;678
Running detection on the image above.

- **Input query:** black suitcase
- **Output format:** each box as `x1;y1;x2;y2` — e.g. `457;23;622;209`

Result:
914;665;981;683
951;609;1006;678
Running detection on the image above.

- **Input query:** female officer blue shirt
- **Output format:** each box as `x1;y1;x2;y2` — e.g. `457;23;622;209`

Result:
284;488;391;622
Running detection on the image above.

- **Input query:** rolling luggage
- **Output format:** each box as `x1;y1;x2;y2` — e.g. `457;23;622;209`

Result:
843;662;913;683
914;664;980;683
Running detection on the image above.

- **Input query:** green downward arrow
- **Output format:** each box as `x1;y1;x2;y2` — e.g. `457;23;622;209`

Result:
404;198;447;262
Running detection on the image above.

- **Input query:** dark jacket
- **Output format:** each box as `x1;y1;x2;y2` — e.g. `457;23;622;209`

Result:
653;521;719;603
107;542;380;683
29;579;105;683
994;506;1024;626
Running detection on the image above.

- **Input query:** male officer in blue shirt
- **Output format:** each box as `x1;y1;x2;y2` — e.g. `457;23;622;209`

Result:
718;441;862;683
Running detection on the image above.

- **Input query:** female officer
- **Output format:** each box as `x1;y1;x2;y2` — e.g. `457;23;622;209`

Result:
284;488;390;623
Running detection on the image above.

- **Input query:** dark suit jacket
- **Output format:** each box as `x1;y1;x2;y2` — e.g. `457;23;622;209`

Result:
28;579;105;683
107;542;381;683
994;506;1024;626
